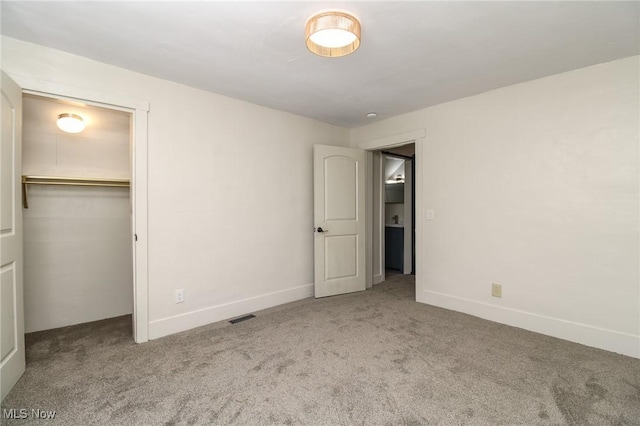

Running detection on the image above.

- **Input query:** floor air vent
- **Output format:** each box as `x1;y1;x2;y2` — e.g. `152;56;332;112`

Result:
229;314;255;324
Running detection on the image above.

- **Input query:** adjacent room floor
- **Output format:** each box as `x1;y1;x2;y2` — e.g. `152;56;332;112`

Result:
2;274;639;425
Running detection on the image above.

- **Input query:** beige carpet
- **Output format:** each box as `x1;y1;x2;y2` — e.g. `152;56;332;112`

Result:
2;274;640;425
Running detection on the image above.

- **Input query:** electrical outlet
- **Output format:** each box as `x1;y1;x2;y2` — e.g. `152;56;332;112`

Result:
175;289;185;303
491;283;502;298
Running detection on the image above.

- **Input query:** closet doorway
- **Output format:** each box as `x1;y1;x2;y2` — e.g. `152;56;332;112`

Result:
21;94;134;337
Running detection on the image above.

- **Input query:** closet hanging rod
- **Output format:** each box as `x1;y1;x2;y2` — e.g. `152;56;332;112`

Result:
22;175;130;209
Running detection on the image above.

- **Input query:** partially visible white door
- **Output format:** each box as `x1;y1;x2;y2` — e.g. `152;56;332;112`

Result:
313;145;365;298
0;71;25;401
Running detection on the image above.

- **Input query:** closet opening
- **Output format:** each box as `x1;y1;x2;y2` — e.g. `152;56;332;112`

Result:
21;93;134;339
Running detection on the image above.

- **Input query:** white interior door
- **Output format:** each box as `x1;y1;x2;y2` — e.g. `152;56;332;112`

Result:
314;145;365;298
1;71;25;401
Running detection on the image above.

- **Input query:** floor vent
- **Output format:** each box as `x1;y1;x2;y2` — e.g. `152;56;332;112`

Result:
229;314;256;324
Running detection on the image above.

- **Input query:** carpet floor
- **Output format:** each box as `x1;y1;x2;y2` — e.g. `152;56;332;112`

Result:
2;274;640;425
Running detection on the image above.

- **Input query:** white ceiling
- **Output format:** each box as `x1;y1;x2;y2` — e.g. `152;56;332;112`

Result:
3;1;638;128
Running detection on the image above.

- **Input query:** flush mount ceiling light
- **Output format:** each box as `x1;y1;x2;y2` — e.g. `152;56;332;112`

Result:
56;113;85;133
305;11;361;58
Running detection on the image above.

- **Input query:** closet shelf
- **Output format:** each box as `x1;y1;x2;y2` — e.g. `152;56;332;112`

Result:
22;175;130;209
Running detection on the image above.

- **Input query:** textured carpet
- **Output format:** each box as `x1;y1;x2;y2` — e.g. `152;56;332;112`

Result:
2;274;640;425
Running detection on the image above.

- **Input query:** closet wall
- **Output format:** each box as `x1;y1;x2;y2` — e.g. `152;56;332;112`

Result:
22;95;133;333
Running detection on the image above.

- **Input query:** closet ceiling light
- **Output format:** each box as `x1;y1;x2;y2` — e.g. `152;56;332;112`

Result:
56;113;85;133
305;11;361;58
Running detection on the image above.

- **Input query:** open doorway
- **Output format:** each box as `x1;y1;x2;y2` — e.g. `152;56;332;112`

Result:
366;142;417;288
382;144;415;278
21;94;134;337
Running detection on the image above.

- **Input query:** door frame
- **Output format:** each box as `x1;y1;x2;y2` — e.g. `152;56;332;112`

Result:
355;130;425;298
6;73;150;343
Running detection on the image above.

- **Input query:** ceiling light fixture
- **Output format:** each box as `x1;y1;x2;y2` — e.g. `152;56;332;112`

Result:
366;112;377;119
56;113;85;133
305;11;361;58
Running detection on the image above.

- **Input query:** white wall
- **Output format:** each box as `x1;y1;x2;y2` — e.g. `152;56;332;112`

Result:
22;96;132;332
5;36;637;357
22;96;131;179
23;186;133;332
2;36;350;339
352;56;640;358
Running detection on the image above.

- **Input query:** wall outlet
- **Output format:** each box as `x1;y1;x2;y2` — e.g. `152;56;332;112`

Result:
491;283;502;298
175;289;185;303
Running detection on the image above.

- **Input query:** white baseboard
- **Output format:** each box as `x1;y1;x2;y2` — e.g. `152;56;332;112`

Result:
148;284;314;340
373;274;384;285
27;307;134;333
418;290;640;359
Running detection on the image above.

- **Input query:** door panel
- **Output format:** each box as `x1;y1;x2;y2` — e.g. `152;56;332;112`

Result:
325;235;358;280
1;265;17;361
314;145;365;298
1;71;25;401
325;156;357;220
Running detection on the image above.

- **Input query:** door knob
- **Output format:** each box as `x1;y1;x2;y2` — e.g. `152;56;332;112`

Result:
316;227;328;233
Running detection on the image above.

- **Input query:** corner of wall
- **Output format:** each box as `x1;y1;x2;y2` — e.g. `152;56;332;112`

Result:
416;290;640;359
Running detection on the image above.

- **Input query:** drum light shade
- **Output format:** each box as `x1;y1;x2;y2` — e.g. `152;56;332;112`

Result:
306;11;361;58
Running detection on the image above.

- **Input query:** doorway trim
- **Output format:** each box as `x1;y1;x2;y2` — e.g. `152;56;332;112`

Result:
354;129;425;299
7;73;150;343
